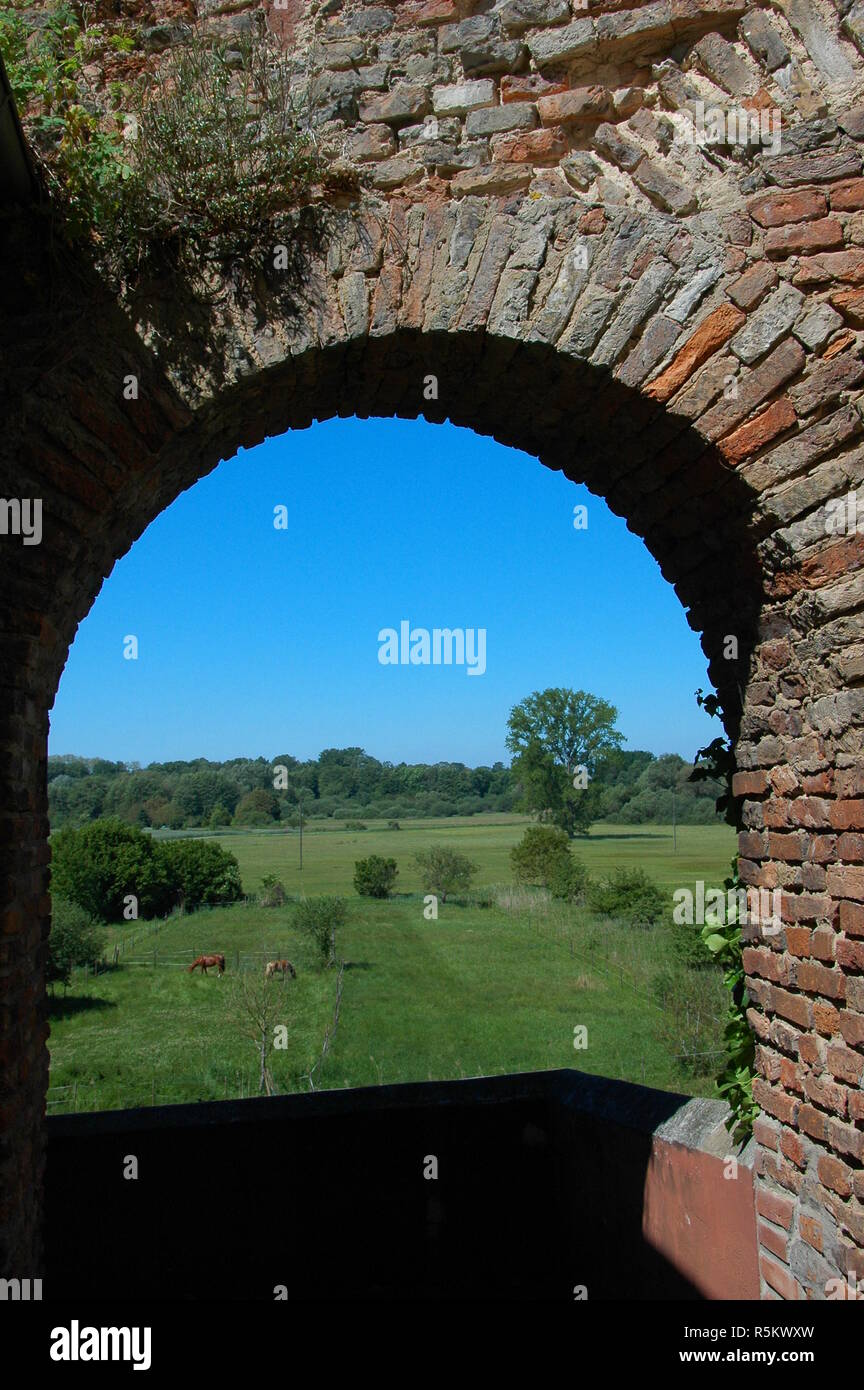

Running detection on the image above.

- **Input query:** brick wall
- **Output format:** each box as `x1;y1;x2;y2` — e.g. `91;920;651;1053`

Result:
1;0;863;1296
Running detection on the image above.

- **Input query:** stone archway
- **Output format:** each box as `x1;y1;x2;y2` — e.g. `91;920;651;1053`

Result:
1;0;864;1299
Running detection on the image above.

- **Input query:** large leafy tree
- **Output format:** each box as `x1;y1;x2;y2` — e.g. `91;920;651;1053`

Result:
506;688;623;837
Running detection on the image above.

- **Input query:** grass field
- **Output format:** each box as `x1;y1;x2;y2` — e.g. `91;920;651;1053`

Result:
165;813;735;898
47;816;736;1115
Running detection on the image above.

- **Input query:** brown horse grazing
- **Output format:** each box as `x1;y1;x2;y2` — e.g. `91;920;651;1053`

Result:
264;960;296;980
188;954;225;976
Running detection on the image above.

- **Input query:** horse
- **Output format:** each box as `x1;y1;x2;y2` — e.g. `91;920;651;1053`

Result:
188;954;225;976
264;959;296;980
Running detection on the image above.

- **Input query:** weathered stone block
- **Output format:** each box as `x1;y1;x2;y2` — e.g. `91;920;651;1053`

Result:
465;104;537;137
432;80;496;115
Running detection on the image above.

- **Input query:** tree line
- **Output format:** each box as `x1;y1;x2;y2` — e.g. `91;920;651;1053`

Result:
48;685;725;832
48;745;723;832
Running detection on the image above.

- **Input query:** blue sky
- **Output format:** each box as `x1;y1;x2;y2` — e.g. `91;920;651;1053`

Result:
49;416;717;767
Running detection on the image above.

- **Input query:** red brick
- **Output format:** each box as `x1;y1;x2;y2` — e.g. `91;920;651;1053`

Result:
798;1103;827;1141
785;926;812;957
790;797;831;828
749;189;828;227
830;803;864;834
756;1185;796;1230
491;127;568;164
500;74;568;104
830;287;864;327
797;961;845;999
733;770;770;796
765;218;845;258
813;1000;841;1035
819;1153;854;1196
757;1219;788;1261
537;86;613;126
826;862;864;896
760;1254;800;1300
754;1115;780;1150
840;901;864;937
767;832;808;861
771;987;813;1028
804;1073;848;1115
794;249;864;285
728;261;778;310
800;1213;823;1253
837;834;864;863
828;1117;864;1162
782;895;834;925
644;303;745;403
810;926;836;961
829;178;864;211
720;398;796;464
828;1043;864;1086
837;938;864;970
798;1032;826;1066
779;1126;806;1168
753;1077;799;1124
839;1009;864;1048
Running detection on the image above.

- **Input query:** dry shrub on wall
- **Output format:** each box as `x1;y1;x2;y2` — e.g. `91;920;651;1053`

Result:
0;6;353;283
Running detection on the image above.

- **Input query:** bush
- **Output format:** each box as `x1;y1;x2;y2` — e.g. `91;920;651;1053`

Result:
159;838;243;910
388;820;400;831
259;874;286;908
413;845;477;903
293;896;346;966
51;818;174;922
546;855;589;902
586;868;666;928
353;855;398;899
47;897;105;987
510;825;573;888
344;819;367;831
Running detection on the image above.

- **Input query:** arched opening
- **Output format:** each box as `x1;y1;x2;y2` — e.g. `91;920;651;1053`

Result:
46;411;737;1113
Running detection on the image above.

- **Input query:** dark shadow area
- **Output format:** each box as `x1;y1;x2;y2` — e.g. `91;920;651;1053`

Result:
586;832;671;841
46;995;117;1021
46;1069;707;1301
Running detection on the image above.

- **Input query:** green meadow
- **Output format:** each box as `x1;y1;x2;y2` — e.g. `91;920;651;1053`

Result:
47;816;736;1114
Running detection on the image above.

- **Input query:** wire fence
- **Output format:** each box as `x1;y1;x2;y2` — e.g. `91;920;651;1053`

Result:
46;1071;269;1113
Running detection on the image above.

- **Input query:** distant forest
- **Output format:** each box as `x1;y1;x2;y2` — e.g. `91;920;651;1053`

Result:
48;748;725;830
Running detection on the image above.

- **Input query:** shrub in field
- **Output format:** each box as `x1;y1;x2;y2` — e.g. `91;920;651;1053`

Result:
50;818;174;922
47;897;105;987
259;874;286;908
387;820;400;831
159;838;243;910
414;845;477;903
293;896;346;966
586;868;666;928
510;825;574;888
545;854;589;902
353;855;398;899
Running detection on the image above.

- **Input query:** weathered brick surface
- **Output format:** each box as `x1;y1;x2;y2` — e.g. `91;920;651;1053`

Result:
1;0;863;1304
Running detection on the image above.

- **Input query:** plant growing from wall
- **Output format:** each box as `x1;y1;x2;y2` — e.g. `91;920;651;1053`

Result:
701;858;759;1147
0;4;348;283
690;690;758;1145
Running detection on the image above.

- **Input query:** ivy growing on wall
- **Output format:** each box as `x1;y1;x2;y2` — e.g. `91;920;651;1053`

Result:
691;689;759;1146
